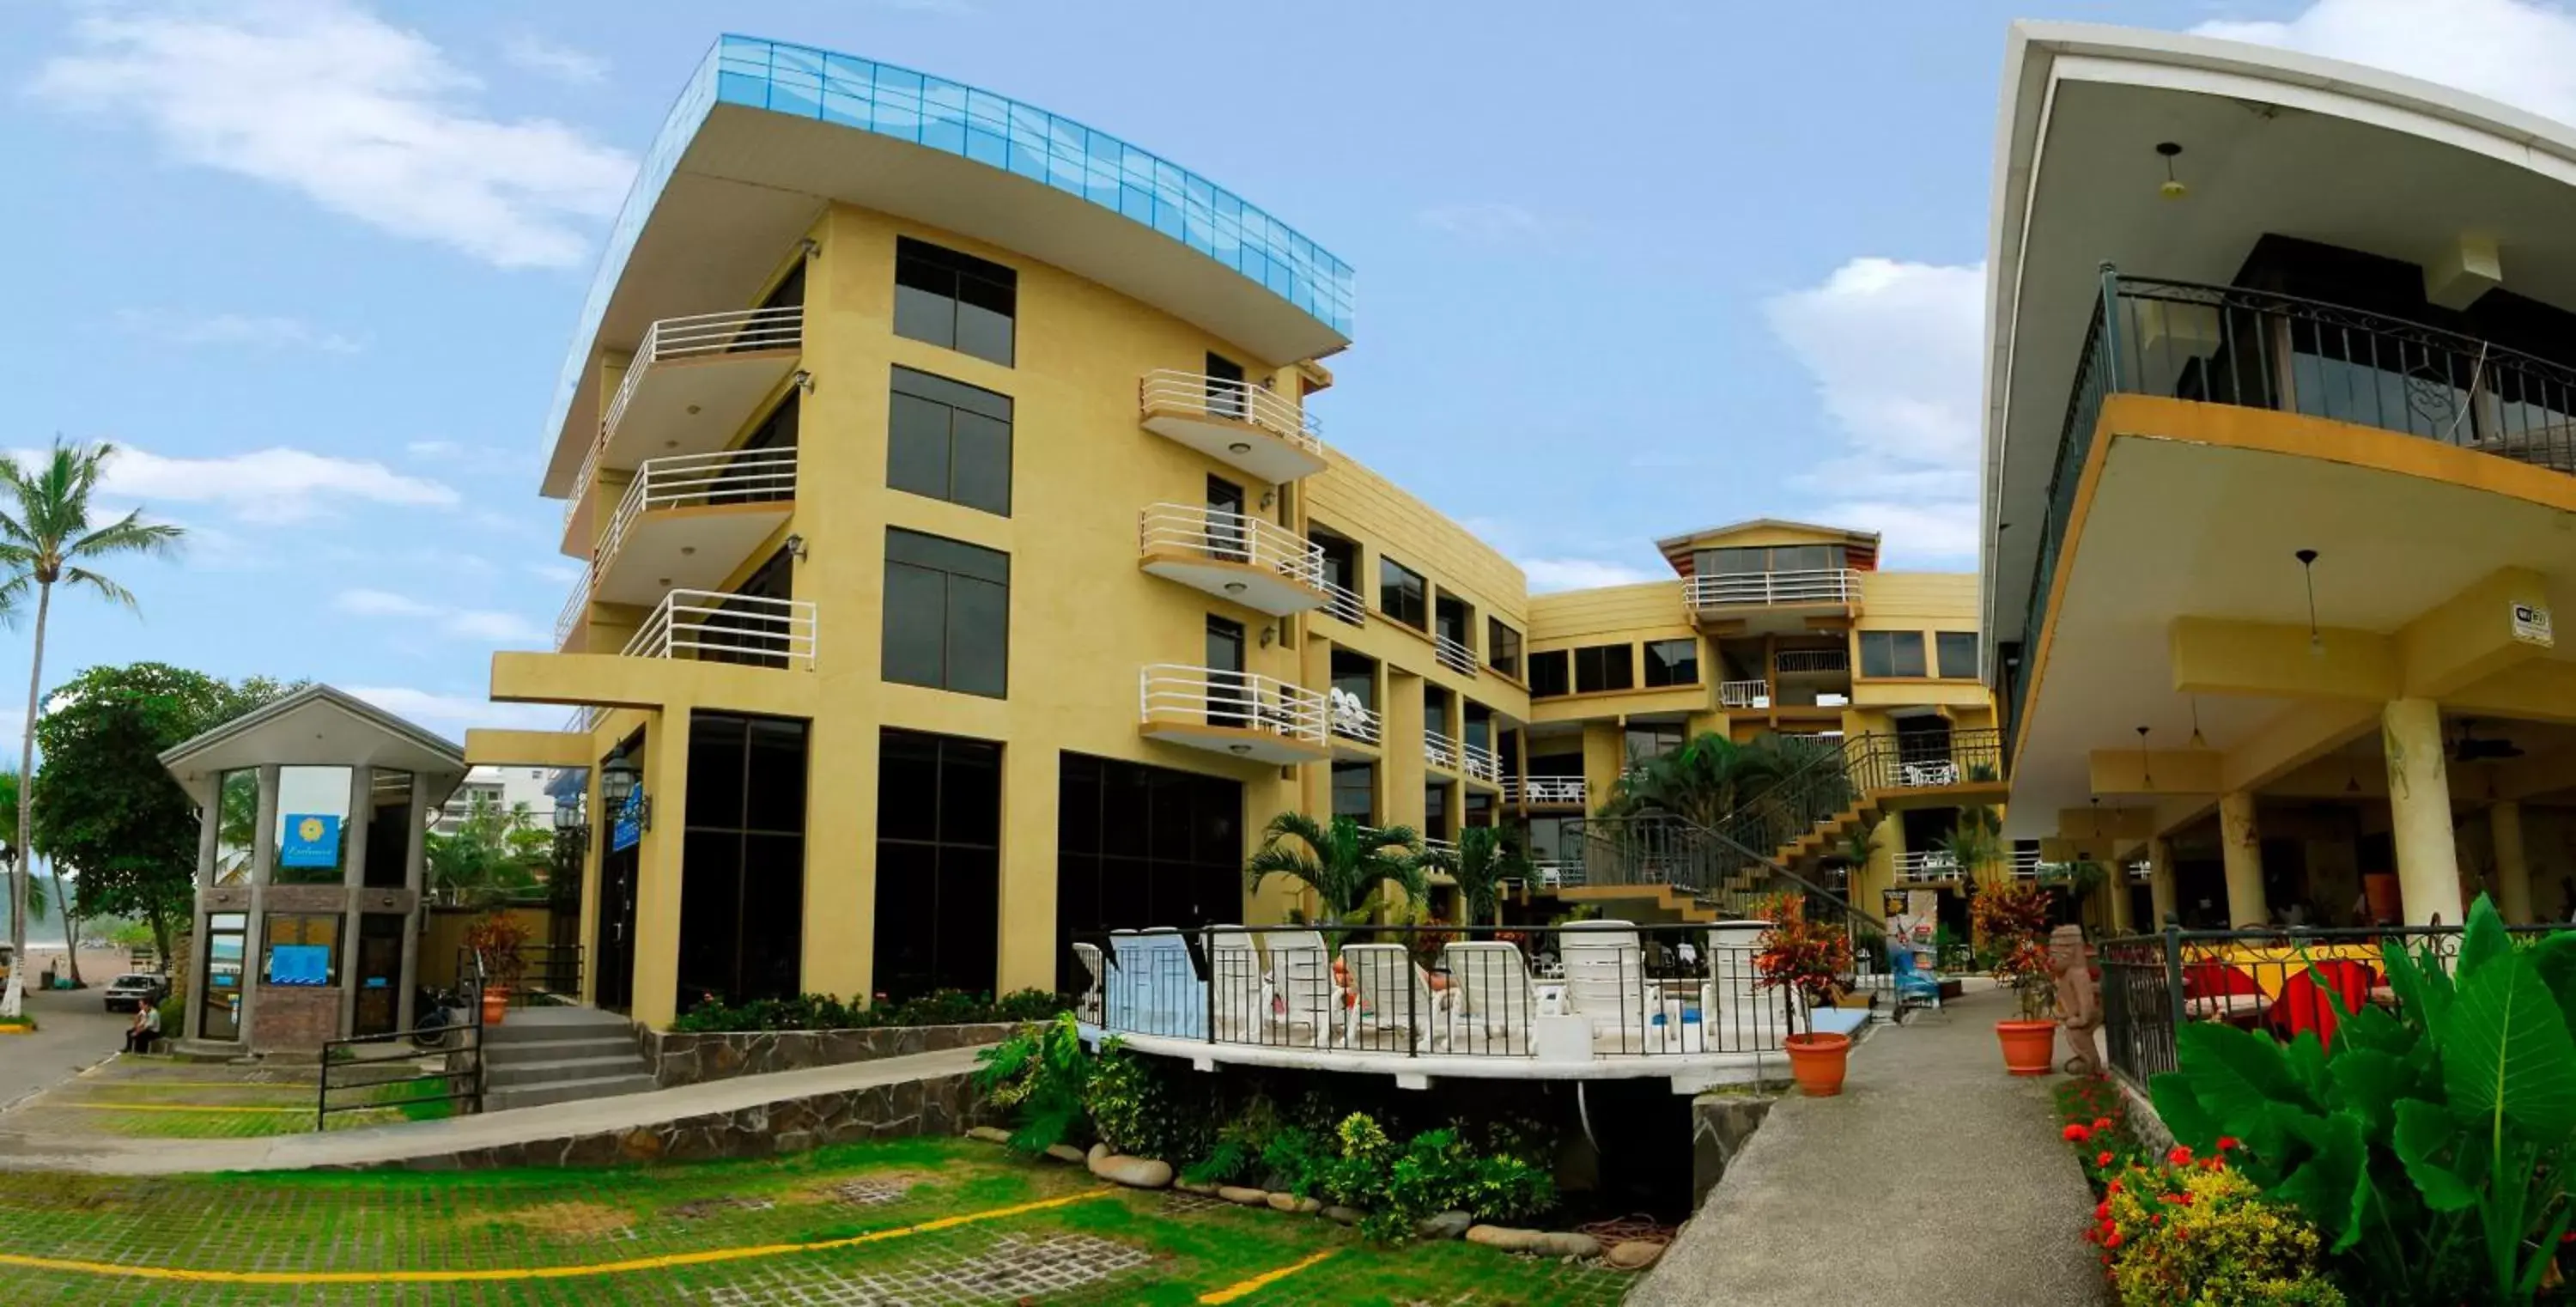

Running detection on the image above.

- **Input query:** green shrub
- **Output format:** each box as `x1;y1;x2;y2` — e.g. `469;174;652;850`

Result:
671;988;1062;1032
1084;1047;1212;1164
1319;1111;1557;1243
2097;1160;2346;1306
969;1014;1095;1154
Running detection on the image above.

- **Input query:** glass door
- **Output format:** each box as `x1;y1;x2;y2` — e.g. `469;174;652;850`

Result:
353;913;404;1036
1206;475;1247;563
200;912;247;1040
1206;616;1248;729
1205;350;1246;419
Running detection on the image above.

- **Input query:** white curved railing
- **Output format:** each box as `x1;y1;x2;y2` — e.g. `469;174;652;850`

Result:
1327;688;1380;745
1718;679;1771;708
2010;848;2046;880
601;305;805;443
1138;505;1325;590
1459;738;1501;784
1775;647;1849;674
1504;776;1587;805
1433;631;1477;676
1139;370;1321;453
553;566;594;650
597;447;798;572
1139;666;1326;746
1894;850;1961;884
1424;728;1463;772
623;590;816;670
1320;579;1364;626
1686;568;1859;611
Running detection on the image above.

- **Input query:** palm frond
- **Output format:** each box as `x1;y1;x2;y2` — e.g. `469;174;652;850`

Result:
67;511;184;560
62;568;137;611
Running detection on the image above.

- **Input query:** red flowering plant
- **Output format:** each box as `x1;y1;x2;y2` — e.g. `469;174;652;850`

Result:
1971;880;2058;1020
1752;892;1852;1037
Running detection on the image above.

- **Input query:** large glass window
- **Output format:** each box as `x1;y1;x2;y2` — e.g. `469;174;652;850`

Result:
1378;557;1427;629
1528;650;1570;697
878;730;1003;1002
1624;721;1686;768
887;366;1012;516
677;713;808;1010
892;236;1015;366
1859;630;1929;678
1574;644;1634;694
272;766;352;885
1935;631;1979;680
364;770;412;889
262;912;341;986
216;769;258;885
1695;544;1848;575
1054;752;1242;992
884;528;1009;697
1331;761;1376;824
1312;529;1361;623
200;911;247;1039
1424;781;1450;842
1642;638;1700;688
1486;618;1522;678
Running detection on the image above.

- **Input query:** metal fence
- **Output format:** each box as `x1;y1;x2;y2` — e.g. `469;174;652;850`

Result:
458;944;584;1009
1080;922;1795;1059
319;954;484;1129
2097;921;2573;1090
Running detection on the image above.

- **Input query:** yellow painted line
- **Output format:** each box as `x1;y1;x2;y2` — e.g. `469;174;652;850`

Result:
68;1080;316;1091
39;1102;318;1115
0;1187;1114;1285
1198;1249;1340;1304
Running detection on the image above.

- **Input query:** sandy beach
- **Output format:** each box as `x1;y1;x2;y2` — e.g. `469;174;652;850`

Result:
10;945;149;988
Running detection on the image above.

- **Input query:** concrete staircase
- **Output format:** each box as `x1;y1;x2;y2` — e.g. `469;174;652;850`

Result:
481;1007;657;1112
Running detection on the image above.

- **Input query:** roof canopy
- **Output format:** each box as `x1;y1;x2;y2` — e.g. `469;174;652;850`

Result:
159;685;470;809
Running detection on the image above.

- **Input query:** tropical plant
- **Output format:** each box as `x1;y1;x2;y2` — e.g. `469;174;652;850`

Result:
1421;825;1529;926
1972;879;2057;1018
459;911;531;991
2043;855;2109;907
0;441;185;976
2096;1157;2348;1306
669;987;1060;1032
1823;824;1880;878
2151;894;2576;1304
1933;805;2005;881
1599;732;1805;830
1245;812;1431;925
1752;892;1852;1036
424;793;552;907
970;1013;1097;1154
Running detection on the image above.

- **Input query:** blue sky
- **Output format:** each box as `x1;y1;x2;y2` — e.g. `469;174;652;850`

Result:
1;0;2569;745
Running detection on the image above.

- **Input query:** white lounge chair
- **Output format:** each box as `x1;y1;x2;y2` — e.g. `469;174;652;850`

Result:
1341;943;1441;1053
1072;941;1105;1023
1442;940;1536;1055
1261;930;1336;1049
1561;921;1649;1050
1108;929;1206;1038
1206;927;1267;1042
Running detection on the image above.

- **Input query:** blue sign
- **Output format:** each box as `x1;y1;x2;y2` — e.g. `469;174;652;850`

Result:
611;787;646;853
267;945;330;986
279;814;341;868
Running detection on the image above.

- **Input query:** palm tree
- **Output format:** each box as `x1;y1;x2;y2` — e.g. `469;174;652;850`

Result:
0;441;184;974
1422;825;1532;926
1934;805;2005;882
1599;732;1803;830
425;793;550;907
1245;813;1431;925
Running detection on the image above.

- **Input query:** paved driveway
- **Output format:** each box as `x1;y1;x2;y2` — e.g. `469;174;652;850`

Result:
0;985;135;1111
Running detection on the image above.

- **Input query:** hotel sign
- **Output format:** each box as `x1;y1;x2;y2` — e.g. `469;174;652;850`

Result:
2512;602;2555;648
611;787;647;854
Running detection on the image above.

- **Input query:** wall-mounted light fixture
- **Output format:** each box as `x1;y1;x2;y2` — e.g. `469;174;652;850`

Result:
792;370;814;393
784;533;808;560
798;237;821;259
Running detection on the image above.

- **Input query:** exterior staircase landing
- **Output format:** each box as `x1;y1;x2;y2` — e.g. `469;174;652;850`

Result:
481;1006;657;1112
1556;884;1722;923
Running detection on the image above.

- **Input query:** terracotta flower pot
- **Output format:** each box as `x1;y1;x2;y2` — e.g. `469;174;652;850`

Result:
1784;1031;1853;1096
1995;1019;2057;1076
481;987;509;1026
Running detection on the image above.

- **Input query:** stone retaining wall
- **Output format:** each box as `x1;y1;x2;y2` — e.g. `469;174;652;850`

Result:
1690;1091;1777;1208
641;1023;1019;1088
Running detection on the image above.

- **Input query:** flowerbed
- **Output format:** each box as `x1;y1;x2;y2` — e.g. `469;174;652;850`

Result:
670;988;1061;1032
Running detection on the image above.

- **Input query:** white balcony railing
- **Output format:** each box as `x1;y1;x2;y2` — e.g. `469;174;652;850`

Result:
1459;738;1501;785
553;564;594;650
1775;647;1850;674
1505;776;1588;806
1718;678;1771;708
598;447;798;570
1139;370;1322;453
1686;568;1860;611
623;590;817;669
1138;505;1326;588
1422;836;1459;860
1320;579;1364;626
601;306;805;444
562;704;602;734
1327;688;1380;745
2009;848;2045;880
1139;666;1327;747
1433;631;1477;676
1894;850;1961;884
1424;728;1464;772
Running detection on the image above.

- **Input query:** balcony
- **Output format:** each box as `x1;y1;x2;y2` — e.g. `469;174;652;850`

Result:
1424;728;1463;773
1137;505;1328;617
1327;688;1381;757
1319;580;1365;627
592;449;797;607
1433;631;1477;677
624;590;816;671
1138;370;1327;483
1686;569;1861;628
1504;775;1587;808
554;564;595;652
1894;850;1960;885
565;307;804;550
1718;679;1771;709
1424;730;1501;785
1774;647;1849;675
1138;665;1328;764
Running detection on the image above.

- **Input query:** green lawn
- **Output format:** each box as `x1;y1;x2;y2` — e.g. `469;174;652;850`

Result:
0;1136;1632;1305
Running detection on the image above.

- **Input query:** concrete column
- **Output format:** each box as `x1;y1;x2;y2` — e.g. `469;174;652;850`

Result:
2105;851;2134;933
2219;789;2267;927
802;714;872;1004
1856;814;1903;921
995;735;1060;995
2492;800;2534;923
630;707;694;1030
1581;720;1625;816
337;767;368;1040
2148;836;2177;927
2383;698;2465;927
397;772;428;1032
184;797;220;1042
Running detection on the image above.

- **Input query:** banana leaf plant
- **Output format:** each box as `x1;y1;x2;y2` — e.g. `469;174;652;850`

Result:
2149;894;2576;1304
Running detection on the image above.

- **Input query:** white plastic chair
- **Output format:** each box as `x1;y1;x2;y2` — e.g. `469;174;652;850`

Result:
1261;929;1336;1048
1442;940;1535;1055
1561;921;1648;1049
1206;927;1266;1042
1071;941;1105;1023
1341;943;1441;1052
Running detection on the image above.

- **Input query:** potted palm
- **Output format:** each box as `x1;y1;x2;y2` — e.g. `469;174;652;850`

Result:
1972;880;2057;1074
1753;892;1856;1095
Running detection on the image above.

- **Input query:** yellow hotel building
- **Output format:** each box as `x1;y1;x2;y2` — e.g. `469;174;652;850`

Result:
468;36;2004;1030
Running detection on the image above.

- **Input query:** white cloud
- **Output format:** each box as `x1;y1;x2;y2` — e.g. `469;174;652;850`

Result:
42;446;460;525
344;686;561;733
523;559;584;584
116;309;361;355
1416;203;1545;243
2195;0;2576;127
1519;556;1661;593
1763;258;1985;563
499;33;606;86
334;587;544;644
32;0;636;269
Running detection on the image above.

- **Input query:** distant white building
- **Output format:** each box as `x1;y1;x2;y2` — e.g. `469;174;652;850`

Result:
434;764;562;836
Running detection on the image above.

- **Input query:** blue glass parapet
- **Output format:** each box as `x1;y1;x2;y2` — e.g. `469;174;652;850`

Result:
545;35;1353;458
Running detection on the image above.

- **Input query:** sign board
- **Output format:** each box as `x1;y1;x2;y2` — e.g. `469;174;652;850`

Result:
610;787;646;854
278;814;341;869
2512;602;2555;648
266;945;330;986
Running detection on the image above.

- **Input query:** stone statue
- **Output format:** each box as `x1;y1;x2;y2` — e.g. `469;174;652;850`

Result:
2050;925;2101;1077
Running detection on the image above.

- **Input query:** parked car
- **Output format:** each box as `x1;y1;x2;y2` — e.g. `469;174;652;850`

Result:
103;973;167;1013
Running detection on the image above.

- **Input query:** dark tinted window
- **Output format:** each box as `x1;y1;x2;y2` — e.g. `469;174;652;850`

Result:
1379;557;1427;629
875;730;1002;1000
1528;650;1570;697
1331;761;1375;823
1642;638;1699;688
892;237;1015;365
1054;753;1242;992
1859;630;1928;678
884;529;1009;697
888;367;1012;515
677;711;808;1011
1935;631;1979;679
1485;618;1522;678
1574;643;1633;694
